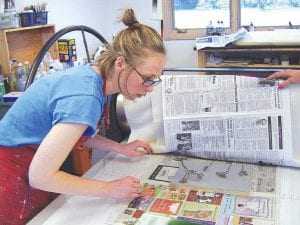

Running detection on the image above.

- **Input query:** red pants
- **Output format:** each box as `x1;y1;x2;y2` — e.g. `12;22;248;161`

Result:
0;146;57;225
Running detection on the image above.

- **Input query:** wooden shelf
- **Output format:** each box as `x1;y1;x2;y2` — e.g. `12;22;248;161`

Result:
0;24;58;76
4;24;55;33
198;45;300;73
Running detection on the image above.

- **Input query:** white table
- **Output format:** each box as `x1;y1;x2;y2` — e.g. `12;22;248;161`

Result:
27;153;166;225
28;152;300;225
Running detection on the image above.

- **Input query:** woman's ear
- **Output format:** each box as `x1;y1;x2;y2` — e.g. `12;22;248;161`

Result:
115;55;125;69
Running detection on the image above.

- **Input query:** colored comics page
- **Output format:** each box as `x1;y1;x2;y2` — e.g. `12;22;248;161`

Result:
115;155;276;225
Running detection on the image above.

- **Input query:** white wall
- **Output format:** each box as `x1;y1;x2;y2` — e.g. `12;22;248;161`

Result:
9;0;197;68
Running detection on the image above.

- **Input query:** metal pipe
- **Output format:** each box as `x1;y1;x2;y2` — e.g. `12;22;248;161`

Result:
163;67;283;73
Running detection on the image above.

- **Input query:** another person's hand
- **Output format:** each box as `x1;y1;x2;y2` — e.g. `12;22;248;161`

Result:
267;69;300;89
121;140;153;157
107;176;141;198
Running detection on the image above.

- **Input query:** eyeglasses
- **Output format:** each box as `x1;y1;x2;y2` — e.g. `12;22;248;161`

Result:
133;67;162;87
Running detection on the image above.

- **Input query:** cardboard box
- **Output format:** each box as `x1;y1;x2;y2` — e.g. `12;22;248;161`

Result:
58;39;77;62
3;91;22;102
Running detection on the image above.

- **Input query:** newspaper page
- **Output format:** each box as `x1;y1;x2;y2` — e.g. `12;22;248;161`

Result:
195;27;247;49
115;155;283;225
161;75;297;167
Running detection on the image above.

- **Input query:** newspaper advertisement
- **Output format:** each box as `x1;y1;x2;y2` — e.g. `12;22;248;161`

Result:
161;75;296;166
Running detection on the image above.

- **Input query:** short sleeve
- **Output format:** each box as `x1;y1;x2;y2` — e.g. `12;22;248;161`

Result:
52;95;103;136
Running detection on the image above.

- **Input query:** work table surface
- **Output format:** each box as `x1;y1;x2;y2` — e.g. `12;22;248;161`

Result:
28;152;300;225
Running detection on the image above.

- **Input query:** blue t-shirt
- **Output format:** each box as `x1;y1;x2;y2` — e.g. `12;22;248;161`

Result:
0;64;105;147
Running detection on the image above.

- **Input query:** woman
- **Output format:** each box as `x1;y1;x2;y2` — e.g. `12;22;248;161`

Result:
0;8;166;224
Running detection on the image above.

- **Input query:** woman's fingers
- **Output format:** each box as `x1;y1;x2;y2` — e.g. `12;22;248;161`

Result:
267;71;289;80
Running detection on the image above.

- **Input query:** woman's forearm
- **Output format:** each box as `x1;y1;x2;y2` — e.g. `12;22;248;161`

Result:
84;134;123;153
29;169;141;199
29;171;112;197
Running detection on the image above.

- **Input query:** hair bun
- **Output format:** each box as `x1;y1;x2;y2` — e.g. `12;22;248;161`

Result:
126;20;139;28
121;9;139;28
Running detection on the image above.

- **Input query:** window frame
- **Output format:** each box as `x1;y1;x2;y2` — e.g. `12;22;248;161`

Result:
163;0;238;40
162;0;298;40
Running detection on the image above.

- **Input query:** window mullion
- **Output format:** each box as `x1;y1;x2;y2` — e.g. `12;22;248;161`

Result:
231;0;240;32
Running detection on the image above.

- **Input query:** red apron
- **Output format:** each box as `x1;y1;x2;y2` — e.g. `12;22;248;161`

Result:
0;145;57;225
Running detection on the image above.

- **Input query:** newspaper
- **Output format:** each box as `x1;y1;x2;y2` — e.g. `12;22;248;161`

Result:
124;74;300;167
195;27;247;50
161;75;300;167
114;155;286;225
27;152;300;225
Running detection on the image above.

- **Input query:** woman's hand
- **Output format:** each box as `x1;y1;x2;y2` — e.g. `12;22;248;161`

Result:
267;69;300;89
107;176;141;198
121;140;153;157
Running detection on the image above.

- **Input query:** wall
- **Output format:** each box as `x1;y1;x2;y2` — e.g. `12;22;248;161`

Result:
9;0;197;68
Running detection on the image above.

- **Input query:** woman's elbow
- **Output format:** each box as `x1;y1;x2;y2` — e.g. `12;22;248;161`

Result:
28;173;41;189
28;168;48;190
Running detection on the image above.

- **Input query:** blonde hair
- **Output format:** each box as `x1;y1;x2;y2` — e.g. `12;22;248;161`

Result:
98;8;166;97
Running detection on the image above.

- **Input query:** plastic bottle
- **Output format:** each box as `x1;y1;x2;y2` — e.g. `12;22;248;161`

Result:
2;75;10;94
22;61;31;87
206;21;213;36
9;59;18;91
52;59;64;71
34;63;47;81
216;20;221;35
249;22;255;32
48;66;55;74
43;52;54;74
0;75;6;102
220;20;225;36
17;62;26;91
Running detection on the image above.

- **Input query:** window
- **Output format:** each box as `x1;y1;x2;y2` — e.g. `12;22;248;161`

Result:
241;0;300;27
163;0;300;40
173;0;230;29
